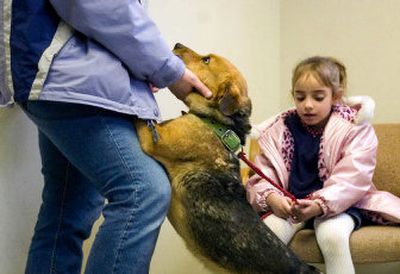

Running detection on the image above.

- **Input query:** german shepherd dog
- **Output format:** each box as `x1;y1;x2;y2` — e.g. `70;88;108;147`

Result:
135;44;319;274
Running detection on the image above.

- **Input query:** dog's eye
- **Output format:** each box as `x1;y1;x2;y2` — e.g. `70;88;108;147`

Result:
202;56;211;64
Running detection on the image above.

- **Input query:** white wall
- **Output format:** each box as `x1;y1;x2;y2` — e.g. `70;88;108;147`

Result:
148;0;281;125
0;108;42;274
280;0;400;123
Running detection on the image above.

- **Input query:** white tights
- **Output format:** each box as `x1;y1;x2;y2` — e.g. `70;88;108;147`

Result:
263;213;355;274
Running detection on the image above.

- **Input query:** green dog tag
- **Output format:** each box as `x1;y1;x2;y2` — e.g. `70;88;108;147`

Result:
200;117;242;153
221;130;241;152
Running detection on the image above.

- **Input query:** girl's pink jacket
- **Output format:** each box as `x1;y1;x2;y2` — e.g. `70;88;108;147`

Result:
246;97;400;223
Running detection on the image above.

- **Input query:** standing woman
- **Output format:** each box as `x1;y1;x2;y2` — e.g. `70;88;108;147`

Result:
1;1;211;273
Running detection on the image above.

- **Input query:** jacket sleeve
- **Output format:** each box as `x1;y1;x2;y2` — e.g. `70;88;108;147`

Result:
48;0;185;88
311;122;378;217
246;142;285;213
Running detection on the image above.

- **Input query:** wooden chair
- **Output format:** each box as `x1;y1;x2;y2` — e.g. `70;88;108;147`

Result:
241;124;400;264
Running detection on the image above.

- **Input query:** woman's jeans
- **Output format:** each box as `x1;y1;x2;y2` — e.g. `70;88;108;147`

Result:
21;101;171;274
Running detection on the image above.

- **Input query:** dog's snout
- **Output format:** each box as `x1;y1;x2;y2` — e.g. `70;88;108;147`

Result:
174;43;185;50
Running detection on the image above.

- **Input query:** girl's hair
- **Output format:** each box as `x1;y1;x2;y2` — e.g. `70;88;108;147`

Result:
291;56;347;97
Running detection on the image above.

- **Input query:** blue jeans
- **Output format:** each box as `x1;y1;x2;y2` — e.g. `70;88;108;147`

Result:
22;101;171;274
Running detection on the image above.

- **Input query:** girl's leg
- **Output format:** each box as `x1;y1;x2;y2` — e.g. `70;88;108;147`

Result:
314;213;355;274
262;214;304;244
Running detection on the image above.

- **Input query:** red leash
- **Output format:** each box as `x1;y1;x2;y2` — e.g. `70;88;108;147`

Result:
237;149;298;203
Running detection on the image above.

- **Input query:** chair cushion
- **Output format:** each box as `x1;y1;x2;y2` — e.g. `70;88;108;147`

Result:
289;225;400;263
373;124;400;197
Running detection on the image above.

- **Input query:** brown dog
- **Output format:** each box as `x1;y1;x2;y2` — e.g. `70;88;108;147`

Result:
135;44;319;274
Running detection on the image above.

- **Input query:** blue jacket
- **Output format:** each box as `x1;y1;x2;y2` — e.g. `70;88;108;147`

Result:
0;0;185;120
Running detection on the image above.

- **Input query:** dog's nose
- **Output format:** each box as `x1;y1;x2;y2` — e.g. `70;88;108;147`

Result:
174;43;185;50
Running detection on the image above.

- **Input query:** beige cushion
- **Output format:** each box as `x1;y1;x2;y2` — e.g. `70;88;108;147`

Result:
373;124;400;197
290;226;400;263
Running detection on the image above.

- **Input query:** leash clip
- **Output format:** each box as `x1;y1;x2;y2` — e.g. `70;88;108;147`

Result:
146;120;160;143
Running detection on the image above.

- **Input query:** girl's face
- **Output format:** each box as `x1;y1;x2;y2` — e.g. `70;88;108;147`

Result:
293;73;338;128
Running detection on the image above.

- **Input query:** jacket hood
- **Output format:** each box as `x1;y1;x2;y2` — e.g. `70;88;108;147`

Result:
342;95;375;125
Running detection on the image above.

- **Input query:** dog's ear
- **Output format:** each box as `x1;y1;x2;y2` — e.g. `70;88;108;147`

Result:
219;81;241;116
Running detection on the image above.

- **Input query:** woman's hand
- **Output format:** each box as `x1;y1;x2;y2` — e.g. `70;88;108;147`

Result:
167;68;212;100
291;199;323;223
266;193;295;219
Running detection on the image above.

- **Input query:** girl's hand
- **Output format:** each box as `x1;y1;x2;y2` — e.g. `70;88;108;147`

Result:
266;193;295;219
291;199;323;223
